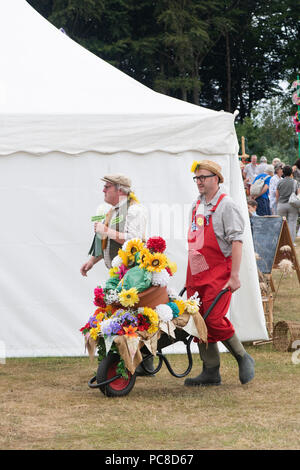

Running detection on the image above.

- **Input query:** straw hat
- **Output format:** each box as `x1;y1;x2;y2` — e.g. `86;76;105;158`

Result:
191;160;224;183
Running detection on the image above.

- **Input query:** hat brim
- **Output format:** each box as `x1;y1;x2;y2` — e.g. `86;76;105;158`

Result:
195;163;224;184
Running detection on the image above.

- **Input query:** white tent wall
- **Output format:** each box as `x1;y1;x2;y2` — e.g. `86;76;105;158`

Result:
0;0;268;358
0;150;268;358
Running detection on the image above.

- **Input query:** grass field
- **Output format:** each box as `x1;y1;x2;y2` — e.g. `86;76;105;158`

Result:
1;242;299;450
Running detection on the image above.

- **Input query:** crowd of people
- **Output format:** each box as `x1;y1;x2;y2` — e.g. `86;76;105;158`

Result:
241;155;300;245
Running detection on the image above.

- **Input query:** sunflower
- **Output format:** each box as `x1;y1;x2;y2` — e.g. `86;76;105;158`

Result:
138;247;152;269
124;238;144;260
146;252;168;273
173;299;185;316
143;307;159;334
118;248;129;267
119;287;139;307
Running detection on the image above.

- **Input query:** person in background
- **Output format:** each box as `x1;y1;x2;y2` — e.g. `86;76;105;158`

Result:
247;199;258;234
276;165;300;245
247;199;258;217
243;155;259;196
272;157;281;167
251;164;274;216
256;156;268;174
292;159;300;184
269;163;284;215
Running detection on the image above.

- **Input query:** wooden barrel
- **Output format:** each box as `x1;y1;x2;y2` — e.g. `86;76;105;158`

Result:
273;321;300;352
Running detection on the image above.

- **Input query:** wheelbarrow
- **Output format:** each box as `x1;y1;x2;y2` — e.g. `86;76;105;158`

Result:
88;287;230;397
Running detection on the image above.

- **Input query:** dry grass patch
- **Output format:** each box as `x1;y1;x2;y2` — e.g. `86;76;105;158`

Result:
1;241;299;450
1;346;299;450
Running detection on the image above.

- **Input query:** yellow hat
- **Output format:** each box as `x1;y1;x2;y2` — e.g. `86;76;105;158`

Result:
191;160;224;183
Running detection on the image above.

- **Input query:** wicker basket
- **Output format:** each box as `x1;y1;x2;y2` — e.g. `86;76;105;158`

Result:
273;321;300;352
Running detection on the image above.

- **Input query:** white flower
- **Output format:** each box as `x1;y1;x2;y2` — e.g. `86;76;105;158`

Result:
105;289;120;304
155;304;173;322
111;255;123;268
167;287;179;300
151;269;170;287
189;291;201;305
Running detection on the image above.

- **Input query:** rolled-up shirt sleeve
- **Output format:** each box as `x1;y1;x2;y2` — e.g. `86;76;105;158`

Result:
222;200;245;244
124;204;147;241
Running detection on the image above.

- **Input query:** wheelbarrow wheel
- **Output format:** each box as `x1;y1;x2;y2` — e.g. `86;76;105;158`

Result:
96;352;136;397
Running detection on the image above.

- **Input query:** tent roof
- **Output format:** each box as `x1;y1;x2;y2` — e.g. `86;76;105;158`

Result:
0;0;238;155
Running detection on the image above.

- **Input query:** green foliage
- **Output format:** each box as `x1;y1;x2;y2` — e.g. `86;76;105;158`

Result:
235;96;299;164
27;0;300;119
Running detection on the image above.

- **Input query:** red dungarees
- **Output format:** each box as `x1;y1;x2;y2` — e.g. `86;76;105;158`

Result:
186;194;235;343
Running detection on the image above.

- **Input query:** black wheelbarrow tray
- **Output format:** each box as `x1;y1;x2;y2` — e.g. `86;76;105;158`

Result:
88;288;229;397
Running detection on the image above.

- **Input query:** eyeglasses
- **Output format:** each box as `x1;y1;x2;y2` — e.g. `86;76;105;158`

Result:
193;174;215;183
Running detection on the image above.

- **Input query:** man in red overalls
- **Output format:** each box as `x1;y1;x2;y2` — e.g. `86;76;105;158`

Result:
184;160;255;386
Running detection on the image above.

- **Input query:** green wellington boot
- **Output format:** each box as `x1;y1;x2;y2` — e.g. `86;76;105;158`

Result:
135;355;155;377
222;333;255;385
184;342;221;386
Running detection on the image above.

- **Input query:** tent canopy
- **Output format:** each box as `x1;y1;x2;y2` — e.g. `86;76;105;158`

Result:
0;0;237;156
0;1;268;358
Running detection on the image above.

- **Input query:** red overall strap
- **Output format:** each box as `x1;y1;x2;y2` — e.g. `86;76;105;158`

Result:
210;193;227;213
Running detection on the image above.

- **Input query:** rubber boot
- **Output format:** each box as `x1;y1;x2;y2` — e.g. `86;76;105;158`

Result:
184;342;221;387
135;355;155;377
222;333;255;385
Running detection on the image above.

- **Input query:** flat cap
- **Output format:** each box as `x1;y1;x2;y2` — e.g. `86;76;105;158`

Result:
101;174;131;188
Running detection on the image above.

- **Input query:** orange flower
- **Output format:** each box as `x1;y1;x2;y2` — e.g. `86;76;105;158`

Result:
123;325;138;338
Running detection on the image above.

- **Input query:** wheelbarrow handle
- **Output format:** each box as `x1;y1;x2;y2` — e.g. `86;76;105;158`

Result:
203;287;231;321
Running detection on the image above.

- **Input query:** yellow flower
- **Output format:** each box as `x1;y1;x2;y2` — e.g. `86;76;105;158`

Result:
143;307;159;334
125;239;144;260
118;248;129;267
96;311;105;322
119;287;139;307
89;325;101;340
109;267;119;277
185;299;199;315
146;252;168;273
174;299;185;316
138;247;152;269
166;257;177;275
128;191;140;204
191;160;200;173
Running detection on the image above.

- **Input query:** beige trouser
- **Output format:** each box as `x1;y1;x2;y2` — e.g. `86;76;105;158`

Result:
277;202;299;243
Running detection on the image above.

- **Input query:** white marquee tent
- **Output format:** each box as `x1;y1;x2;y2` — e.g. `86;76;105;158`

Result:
0;0;268;358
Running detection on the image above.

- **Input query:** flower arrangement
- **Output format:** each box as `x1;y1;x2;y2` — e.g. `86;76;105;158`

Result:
80;236;206;376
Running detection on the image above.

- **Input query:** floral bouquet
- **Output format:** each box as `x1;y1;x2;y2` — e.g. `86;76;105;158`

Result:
80;236;207;376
